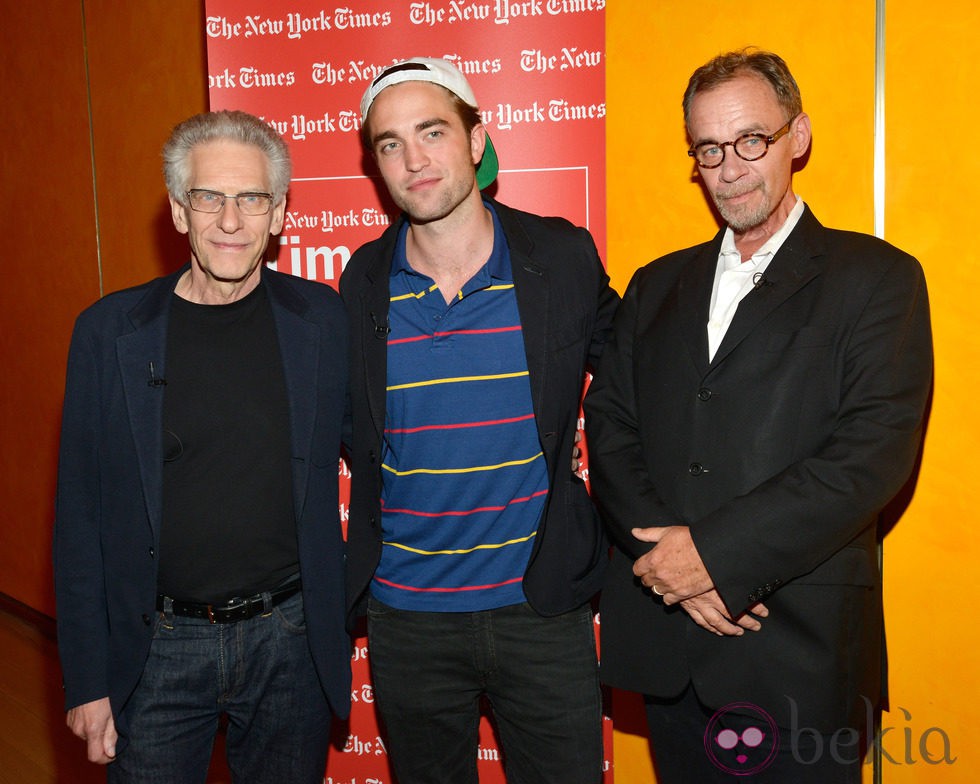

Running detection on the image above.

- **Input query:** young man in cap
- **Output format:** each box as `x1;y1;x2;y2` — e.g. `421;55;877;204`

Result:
341;57;618;783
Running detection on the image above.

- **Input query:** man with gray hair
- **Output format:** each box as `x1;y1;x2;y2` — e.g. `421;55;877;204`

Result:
54;109;350;782
586;49;932;781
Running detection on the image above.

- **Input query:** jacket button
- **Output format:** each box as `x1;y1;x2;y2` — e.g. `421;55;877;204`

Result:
697;388;712;401
368;450;377;464
688;462;706;476
148;547;155;558
142;614;152;625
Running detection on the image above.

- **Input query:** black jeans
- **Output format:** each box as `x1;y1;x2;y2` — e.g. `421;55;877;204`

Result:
367;597;603;784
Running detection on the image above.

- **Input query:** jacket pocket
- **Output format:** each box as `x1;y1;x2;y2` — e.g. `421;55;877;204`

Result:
792;545;876;587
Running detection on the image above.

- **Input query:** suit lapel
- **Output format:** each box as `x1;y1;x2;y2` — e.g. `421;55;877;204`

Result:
676;238;719;378
266;271;319;523
117;270;182;541
497;203;549;416
360;225;399;442
710;207;825;369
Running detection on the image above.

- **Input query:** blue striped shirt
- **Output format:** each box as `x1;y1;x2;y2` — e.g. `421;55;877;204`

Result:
374;205;548;611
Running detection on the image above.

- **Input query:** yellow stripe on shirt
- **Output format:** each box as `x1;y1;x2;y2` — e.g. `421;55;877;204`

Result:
382;452;544;476
387;370;529;392
382;531;537;556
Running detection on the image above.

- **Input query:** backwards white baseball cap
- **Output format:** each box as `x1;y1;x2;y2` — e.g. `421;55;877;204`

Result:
360;57;498;190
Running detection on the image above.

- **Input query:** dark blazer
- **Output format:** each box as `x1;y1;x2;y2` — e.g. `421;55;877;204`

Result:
584;207;933;732
340;199;620;626
53;265;352;739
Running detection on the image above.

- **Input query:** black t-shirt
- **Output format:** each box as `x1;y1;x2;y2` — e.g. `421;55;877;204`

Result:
157;283;298;603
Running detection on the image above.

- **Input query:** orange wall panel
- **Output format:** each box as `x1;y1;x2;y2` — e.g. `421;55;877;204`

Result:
876;1;980;780
606;2;875;293
608;2;974;781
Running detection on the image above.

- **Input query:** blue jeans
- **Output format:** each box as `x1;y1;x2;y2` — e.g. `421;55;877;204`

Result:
367;598;603;784
108;592;330;784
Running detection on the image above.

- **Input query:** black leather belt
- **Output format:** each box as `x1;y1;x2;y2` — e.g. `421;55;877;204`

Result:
157;582;301;624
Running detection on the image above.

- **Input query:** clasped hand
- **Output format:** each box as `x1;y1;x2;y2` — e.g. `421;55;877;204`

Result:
631;525;768;637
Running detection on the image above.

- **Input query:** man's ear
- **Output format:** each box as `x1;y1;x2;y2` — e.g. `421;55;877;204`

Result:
169;196;189;235
790;112;812;160
470;123;487;167
270;198;286;236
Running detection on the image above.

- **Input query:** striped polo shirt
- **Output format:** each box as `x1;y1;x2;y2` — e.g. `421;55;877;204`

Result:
373;204;548;612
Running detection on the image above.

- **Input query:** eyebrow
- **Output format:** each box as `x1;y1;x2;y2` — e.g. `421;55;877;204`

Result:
189;185;270;195
417;117;450;132
692;123;771;146
371;116;451;147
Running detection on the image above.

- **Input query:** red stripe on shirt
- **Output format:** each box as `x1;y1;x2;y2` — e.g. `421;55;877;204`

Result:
387;325;522;346
385;413;535;435
373;576;525;593
382;489;549;518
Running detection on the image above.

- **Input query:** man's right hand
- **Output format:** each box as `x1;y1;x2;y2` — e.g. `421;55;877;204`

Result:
66;697;117;764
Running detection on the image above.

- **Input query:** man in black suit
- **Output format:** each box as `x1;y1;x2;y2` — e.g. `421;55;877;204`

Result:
585;49;932;782
54;110;349;782
340;57;618;783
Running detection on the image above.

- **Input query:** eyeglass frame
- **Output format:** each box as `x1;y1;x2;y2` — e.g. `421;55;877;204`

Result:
687;117;795;169
184;188;276;215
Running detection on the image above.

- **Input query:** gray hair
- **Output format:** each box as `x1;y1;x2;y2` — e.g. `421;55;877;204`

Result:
162;110;291;204
683;48;803;129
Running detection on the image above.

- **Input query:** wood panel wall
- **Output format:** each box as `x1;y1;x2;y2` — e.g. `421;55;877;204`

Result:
0;1;207;615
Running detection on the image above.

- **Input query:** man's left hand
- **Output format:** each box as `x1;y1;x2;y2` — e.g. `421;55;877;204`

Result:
680;589;769;636
631;525;713;603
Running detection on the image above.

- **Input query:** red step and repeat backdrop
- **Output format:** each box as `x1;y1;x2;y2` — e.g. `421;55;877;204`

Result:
204;2;609;781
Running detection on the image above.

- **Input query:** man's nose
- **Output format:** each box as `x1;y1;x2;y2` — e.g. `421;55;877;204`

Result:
216;196;245;231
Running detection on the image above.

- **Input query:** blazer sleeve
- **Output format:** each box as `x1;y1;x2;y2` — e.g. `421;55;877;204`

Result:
53;314;111;710
584;268;684;560
695;250;933;614
584;230;621;372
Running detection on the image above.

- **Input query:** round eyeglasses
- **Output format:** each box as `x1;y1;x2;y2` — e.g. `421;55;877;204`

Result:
185;189;274;216
688;119;793;169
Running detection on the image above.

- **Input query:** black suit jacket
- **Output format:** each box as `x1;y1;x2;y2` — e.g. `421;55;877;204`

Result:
53;265;352;739
584;207;933;731
340;199;620;626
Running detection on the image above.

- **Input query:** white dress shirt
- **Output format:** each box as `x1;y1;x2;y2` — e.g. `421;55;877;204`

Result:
706;197;805;361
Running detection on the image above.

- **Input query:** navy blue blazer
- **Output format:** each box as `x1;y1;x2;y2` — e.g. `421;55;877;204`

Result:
340;200;620;627
53;265;352;737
